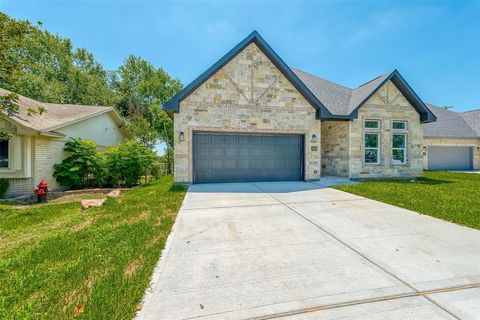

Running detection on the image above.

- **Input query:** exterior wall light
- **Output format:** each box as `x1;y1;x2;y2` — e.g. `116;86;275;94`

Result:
311;134;319;143
179;132;185;141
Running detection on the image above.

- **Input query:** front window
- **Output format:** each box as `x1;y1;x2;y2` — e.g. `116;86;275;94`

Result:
0;140;8;168
392;134;406;164
392;121;407;130
364;133;379;164
365;120;380;129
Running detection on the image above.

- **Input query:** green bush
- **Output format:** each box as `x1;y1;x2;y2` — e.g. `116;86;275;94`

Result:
105;140;157;187
53;138;106;189
0;178;9;198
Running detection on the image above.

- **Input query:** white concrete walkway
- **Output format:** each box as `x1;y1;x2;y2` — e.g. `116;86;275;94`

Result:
136;180;480;320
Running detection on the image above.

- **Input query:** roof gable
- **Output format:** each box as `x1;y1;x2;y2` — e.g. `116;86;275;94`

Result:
163;31;332;118
349;70;436;123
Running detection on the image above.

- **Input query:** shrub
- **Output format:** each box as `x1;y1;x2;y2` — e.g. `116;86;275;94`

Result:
0;178;9;198
105;140;157;187
53;138;106;189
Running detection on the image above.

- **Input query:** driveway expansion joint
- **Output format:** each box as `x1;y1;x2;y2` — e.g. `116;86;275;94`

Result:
252;183;464;320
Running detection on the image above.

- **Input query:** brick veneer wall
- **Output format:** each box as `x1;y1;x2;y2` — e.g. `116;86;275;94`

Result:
174;43;321;183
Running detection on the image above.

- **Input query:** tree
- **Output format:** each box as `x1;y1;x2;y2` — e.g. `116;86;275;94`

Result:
441;105;453;110
0;13;114;106
113;55;182;116
113;55;181;150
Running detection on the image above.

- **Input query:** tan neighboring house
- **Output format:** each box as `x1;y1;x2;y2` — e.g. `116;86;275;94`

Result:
0;88;131;197
423;106;480;170
162;31;446;184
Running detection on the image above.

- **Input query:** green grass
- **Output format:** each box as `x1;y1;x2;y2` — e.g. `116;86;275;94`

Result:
0;176;187;319
334;171;480;230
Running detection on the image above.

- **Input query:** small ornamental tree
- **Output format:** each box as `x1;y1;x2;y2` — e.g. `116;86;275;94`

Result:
53;138;106;189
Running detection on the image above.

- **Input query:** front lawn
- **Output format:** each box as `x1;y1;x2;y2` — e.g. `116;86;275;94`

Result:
335;171;480;230
0;176;187;319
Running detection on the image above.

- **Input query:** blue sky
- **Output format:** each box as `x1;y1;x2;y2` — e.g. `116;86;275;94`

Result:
1;0;480;111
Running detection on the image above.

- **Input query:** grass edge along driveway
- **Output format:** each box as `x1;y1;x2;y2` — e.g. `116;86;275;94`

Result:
334;171;480;230
0;176;187;320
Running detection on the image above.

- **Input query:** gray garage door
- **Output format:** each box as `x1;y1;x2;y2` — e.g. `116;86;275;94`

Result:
193;133;303;183
428;146;473;170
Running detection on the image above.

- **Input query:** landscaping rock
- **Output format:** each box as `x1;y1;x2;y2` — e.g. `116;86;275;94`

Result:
106;189;121;197
81;199;106;209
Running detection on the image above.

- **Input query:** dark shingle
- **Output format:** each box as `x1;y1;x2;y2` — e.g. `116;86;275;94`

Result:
291;68;394;116
290;68;352;115
460;109;480;136
424;104;478;138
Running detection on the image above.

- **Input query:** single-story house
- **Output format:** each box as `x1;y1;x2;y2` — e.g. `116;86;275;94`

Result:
0;88;131;197
163;32;479;183
423;105;479;171
163;31;477;183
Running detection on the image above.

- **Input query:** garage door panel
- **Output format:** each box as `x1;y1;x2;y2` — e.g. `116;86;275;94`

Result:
225;147;237;158
428;146;473;170
193;133;303;183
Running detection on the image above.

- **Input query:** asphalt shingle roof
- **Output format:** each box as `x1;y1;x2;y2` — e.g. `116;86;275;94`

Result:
291;68;392;116
0;88;114;133
424;104;479;138
461;109;480;136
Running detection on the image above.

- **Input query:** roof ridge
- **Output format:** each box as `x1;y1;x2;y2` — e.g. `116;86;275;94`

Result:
1;87;112;109
356;71;393;88
289;67;353;91
461;108;480;113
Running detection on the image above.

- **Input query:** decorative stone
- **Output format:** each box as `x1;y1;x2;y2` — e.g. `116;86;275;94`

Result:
81;199;106;209
106;189;121;197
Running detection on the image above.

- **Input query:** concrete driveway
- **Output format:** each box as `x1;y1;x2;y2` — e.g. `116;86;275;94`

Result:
137;180;480;320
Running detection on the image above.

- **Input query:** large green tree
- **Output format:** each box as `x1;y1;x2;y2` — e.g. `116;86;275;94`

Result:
113;55;181;149
1;12;181;154
0;12;114;106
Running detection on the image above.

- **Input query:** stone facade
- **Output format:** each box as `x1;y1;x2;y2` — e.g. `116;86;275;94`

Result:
320;81;425;179
321;121;349;177
424;138;480;170
174;43;321;183
349;81;424;178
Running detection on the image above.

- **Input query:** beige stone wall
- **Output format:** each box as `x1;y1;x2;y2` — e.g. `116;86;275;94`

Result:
321;121;349;177
174;43;321;183
349;81;424;178
424;138;480;170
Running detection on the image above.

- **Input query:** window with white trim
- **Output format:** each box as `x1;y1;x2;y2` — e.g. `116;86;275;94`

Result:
365;119;380;130
0;140;8;168
364;133;379;164
392;134;406;164
392;121;407;130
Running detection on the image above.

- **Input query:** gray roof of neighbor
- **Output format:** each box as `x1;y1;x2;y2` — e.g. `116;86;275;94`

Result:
424;104;479;138
461;109;480;136
0;88;120;134
291;68;391;116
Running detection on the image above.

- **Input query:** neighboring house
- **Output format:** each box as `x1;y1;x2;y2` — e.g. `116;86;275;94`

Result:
0;88;131;197
163;31;477;184
424;105;480;170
